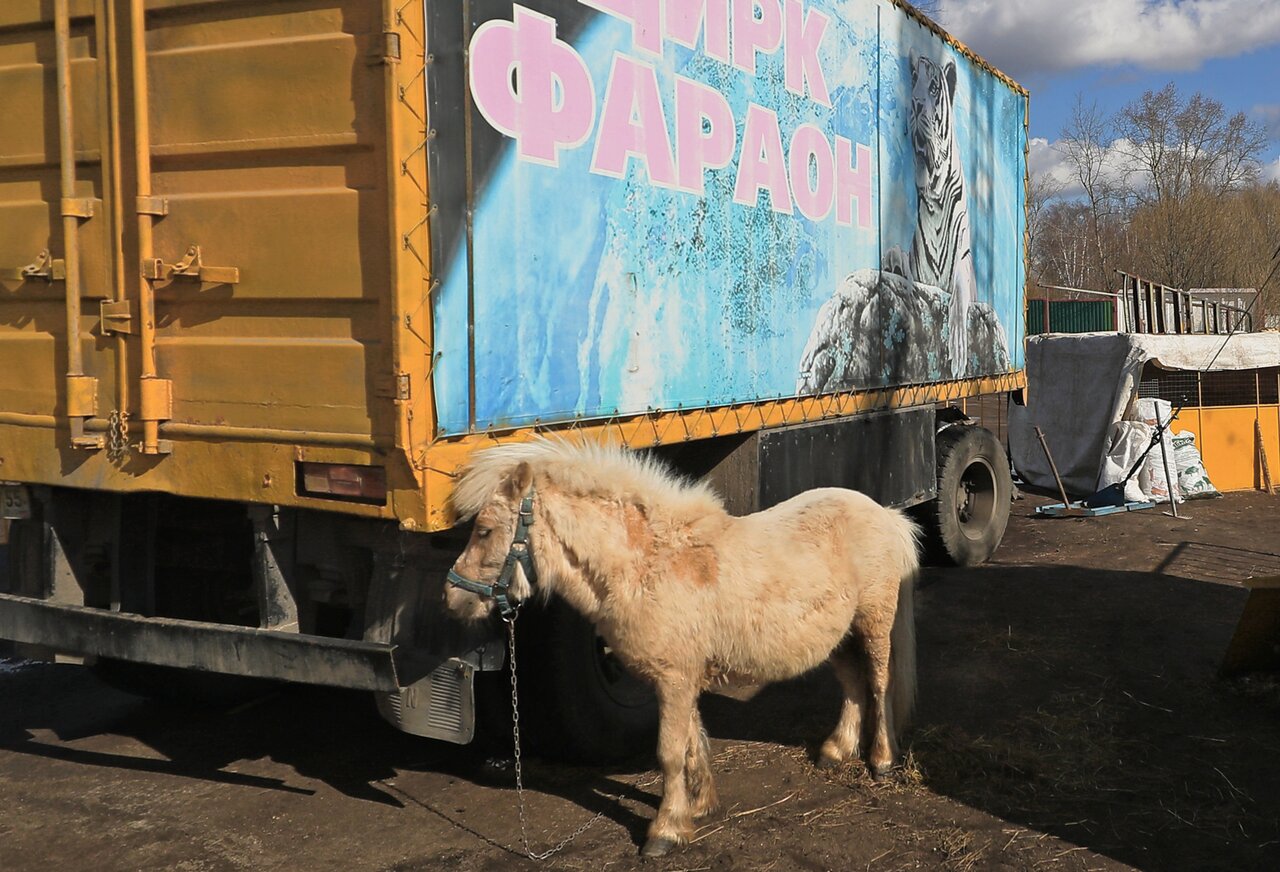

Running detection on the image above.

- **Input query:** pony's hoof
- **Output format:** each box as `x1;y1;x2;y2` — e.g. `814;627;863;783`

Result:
870;763;896;782
641;836;680;858
815;754;843;771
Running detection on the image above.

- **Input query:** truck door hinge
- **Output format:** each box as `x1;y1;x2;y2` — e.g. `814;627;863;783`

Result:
371;31;401;64
376;373;412;401
136;196;169;217
1;249;66;282
60;198;97;219
143;245;240;285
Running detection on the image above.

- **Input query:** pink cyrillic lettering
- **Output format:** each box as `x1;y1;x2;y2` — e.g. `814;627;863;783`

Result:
785;0;831;107
789;124;834;220
591;55;678;188
675;76;737;194
835;137;873;228
581;0;663;56
733;103;793;214
732;0;783;76
664;0;730;63
469;5;595;166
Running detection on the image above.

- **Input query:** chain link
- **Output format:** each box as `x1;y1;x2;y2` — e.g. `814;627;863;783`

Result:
107;410;130;461
505;616;606;861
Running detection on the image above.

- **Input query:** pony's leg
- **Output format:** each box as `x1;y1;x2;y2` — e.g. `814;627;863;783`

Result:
643;681;699;857
685;708;719;819
818;640;867;769
863;623;898;779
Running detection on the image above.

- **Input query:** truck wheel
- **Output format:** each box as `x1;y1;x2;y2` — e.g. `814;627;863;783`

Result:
919;425;1012;566
517;597;658;764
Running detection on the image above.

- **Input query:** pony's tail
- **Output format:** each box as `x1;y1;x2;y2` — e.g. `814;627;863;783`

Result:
889;516;919;742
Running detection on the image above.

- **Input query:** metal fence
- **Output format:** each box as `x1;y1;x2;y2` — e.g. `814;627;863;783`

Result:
1119;272;1254;335
1027;299;1116;335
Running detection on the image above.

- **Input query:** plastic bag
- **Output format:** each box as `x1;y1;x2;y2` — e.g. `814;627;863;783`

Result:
1172;430;1221;499
1136;398;1182;504
1098;420;1153;504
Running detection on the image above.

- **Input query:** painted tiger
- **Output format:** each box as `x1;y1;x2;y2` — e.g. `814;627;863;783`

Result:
882;54;978;378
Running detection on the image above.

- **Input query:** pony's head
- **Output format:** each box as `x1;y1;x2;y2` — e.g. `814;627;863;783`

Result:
443;455;538;622
442;438;726;621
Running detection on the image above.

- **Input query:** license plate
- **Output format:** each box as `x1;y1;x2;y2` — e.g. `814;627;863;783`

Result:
1;484;31;520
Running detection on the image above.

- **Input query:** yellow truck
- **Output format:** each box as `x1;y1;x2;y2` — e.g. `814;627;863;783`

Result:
1;0;1026;757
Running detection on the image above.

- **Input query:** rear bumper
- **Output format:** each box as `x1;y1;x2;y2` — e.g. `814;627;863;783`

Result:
0;593;400;692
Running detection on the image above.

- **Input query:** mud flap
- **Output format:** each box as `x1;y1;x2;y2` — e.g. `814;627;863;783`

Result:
376;657;476;743
1221;576;1280;676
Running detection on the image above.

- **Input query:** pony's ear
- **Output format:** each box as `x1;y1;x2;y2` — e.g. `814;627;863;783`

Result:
504;461;534;499
944;59;957;99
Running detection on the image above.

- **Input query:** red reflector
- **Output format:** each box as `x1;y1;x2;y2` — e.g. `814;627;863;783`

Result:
297;463;387;504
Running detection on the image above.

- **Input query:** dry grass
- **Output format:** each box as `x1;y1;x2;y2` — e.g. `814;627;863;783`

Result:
935;826;988;872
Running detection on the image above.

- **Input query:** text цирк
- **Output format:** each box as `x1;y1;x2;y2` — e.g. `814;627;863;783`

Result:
469;0;873;228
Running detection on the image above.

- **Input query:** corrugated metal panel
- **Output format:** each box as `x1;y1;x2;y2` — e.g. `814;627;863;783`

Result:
0;0;426;522
1028;300;1115;335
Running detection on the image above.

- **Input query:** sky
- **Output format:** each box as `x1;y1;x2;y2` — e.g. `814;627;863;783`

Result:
929;0;1280;191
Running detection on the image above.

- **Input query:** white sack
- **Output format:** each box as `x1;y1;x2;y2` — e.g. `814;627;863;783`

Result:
1098;420;1152;503
1172;430;1220;499
1136;398;1182;503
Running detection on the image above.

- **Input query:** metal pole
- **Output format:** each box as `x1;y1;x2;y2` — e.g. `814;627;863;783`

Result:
53;0;100;450
129;0;163;454
1154;406;1180;518
99;0;130;424
1034;426;1073;510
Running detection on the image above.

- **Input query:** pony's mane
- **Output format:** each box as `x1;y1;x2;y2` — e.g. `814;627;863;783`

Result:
451;439;725;521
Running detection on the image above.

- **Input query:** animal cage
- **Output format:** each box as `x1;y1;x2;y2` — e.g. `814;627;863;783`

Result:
1137;364;1280;491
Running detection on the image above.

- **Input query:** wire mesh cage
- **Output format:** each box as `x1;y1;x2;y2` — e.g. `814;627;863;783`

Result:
1138;364;1280;409
1138;366;1200;407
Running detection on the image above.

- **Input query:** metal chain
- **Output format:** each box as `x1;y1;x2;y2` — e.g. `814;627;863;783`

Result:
107;410;130;461
505;616;606;861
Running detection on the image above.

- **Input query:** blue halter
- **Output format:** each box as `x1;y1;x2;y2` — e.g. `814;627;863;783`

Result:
446;491;536;621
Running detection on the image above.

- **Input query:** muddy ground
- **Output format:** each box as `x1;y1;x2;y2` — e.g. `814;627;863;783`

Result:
3;492;1280;872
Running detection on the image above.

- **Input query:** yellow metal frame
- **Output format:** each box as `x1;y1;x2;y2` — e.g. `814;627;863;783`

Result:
414;372;1025;530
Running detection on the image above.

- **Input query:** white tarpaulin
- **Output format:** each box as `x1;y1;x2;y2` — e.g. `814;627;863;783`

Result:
1009;332;1280;495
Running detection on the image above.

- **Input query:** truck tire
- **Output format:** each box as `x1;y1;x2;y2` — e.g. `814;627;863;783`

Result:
919;425;1012;566
517;597;658;764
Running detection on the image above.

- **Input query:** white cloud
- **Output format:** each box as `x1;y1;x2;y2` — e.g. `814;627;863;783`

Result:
1264;157;1280;185
937;0;1280;77
1029;137;1136;199
1255;104;1280;139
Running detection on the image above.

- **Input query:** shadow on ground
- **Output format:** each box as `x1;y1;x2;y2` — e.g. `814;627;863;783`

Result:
697;563;1280;872
3;559;1278;871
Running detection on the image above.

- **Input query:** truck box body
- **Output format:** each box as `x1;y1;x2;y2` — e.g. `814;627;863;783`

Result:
0;0;1026;533
0;0;1026;744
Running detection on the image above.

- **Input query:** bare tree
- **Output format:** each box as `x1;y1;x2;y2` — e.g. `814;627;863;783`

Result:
906;0;943;23
1109;85;1270;290
1027;168;1064;284
1057;97;1126;289
1116;84;1269;203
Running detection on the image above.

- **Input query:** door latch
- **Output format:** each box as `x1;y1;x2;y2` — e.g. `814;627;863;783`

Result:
143;245;240;285
1;249;67;282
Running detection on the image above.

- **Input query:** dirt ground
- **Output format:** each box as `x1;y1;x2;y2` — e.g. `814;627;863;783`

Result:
3;491;1280;872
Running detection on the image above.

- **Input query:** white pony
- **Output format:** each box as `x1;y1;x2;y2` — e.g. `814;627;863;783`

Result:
444;439;918;857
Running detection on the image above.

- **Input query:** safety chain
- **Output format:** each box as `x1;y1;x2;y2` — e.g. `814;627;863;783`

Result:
505;616;606;861
107;410;130;462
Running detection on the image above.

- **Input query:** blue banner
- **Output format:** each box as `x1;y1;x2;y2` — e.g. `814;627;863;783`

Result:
431;0;1026;434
